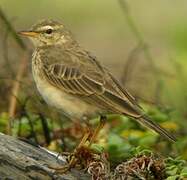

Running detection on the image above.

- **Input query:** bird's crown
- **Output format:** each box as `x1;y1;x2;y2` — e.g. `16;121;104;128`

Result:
19;19;74;47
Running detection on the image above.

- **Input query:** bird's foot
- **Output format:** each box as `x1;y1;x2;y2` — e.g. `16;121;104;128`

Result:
49;129;90;173
50;115;107;174
52;153;79;173
50;148;94;174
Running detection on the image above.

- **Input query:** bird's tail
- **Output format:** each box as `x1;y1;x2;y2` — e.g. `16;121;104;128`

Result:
137;115;176;142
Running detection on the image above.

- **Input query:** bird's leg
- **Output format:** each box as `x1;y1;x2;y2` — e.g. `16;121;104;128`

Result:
51;116;106;173
54;128;91;173
88;115;107;147
64;115;106;170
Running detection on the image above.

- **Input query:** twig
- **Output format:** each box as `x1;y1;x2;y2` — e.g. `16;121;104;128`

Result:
0;7;28;135
118;0;163;102
26;112;39;144
121;43;143;85
39;113;51;145
0;76;29;86
0;7;26;50
118;0;158;74
2;30;15;77
7;52;28;135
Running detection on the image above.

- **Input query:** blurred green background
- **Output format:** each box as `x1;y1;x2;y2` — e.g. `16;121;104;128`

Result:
0;0;187;178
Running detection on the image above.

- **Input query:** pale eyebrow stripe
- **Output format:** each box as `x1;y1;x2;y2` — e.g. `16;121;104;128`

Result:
37;24;64;32
40;25;54;31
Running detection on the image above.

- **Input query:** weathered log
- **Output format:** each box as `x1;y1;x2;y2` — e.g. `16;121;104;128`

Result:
0;133;90;180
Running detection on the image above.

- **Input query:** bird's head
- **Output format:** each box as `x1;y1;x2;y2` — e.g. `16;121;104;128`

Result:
19;19;73;47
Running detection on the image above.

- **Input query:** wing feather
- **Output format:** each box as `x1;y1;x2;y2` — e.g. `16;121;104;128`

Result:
43;64;104;95
42;63;141;117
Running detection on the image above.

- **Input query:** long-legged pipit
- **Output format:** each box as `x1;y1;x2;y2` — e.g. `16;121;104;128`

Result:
19;19;176;170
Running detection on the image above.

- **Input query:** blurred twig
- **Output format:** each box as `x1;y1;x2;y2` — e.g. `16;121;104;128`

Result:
118;0;163;102
26;112;38;144
0;7;26;50
121;44;143;85
39;113;51;145
8;52;28;135
0;7;28;135
0;77;28;86
17;97;38;144
2;30;15;77
118;0;158;74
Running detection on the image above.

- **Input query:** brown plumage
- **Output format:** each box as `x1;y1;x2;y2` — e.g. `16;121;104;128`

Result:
19;19;176;142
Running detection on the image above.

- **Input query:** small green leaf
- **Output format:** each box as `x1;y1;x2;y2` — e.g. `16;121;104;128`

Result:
166;175;180;180
166;167;178;176
180;167;187;177
91;144;104;153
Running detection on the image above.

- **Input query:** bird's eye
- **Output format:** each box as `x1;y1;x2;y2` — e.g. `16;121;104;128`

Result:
45;28;53;34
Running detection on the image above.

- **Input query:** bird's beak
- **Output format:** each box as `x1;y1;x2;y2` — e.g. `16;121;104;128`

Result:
18;31;39;37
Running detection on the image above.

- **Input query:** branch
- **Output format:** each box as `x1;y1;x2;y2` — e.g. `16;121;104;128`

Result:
0;133;90;179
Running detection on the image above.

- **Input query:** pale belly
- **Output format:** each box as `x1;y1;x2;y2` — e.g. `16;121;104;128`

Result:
32;71;99;119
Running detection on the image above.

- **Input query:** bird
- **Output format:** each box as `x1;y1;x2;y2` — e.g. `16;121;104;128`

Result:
19;19;176;169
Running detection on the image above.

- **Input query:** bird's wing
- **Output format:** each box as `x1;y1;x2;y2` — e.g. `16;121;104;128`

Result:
42;53;142;117
43;63;104;96
106;71;143;110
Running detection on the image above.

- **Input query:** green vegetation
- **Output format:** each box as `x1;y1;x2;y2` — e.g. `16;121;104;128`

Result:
0;104;186;179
